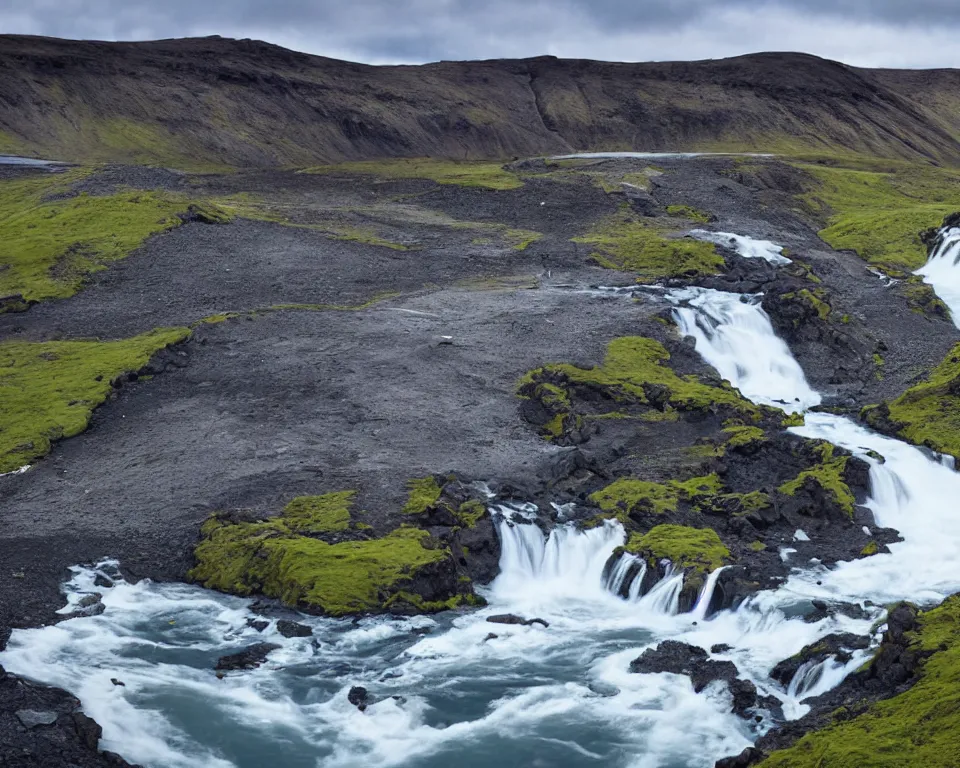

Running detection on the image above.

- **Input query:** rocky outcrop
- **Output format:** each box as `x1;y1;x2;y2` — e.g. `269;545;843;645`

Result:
214;643;281;671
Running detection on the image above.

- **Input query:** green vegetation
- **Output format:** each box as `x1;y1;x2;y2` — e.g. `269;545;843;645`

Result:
864;343;960;457
781;288;832;322
302;158;524;190
573;211;724;279
0;170;231;303
0;327;190;472
665;204;712;223
758;594;960;767
519;336;765;441
624;524;731;573
402;476;444;515
799;162;960;274
723;425;767;450
590;474;722;517
190;490;473;615
860;540;879;557
779;443;855;517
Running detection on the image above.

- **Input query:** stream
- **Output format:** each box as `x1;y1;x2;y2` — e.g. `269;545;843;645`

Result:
4;229;960;767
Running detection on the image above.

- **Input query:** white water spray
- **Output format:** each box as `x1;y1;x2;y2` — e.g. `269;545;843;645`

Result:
688;230;791;265
916;226;960;326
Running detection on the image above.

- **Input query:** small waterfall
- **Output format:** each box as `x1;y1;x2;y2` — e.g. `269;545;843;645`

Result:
690;567;727;621
666;287;821;413
786;659;827;698
916;225;960;326
638;565;685;615
687;230;791;265
604;552;646;600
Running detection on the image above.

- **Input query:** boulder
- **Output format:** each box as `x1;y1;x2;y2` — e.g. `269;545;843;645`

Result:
276;620;313;638
214;643;281;671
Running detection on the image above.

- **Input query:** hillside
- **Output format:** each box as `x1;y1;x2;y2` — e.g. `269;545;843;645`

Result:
1;35;960;168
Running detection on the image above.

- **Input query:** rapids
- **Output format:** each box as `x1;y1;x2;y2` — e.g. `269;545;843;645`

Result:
6;230;960;767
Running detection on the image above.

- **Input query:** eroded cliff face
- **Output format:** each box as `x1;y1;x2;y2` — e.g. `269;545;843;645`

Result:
1;36;959;168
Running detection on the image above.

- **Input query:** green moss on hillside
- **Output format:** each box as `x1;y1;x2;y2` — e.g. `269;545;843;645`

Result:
0;327;191;472
0;170;231;302
864;343;960;457
590;474;722;517
573;213;724;279
624;524;730;573
190;505;462;615
758;594;960;767
665;204;712;223
799;162;960;274
519;336;764;441
779;443;855;516
402;476;444;515
302;158;524;190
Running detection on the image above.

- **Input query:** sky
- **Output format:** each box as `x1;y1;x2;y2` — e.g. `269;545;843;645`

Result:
1;0;959;69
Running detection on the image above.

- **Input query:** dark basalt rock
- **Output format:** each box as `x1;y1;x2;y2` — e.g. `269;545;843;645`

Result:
348;686;371;711
486;614;550;628
214;642;281;671
771;632;871;687
276;619;312;638
628;641;775;719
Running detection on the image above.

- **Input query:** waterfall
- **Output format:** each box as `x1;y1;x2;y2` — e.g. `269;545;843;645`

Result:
667;287;821;412
690;566;727;621
687;230;791;265
637;564;685;615
604;552;647;600
916;226;960;325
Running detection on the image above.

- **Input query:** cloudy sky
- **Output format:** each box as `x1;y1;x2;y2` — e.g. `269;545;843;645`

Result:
1;0;958;68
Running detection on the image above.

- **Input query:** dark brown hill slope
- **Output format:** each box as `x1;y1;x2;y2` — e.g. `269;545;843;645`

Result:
0;35;959;168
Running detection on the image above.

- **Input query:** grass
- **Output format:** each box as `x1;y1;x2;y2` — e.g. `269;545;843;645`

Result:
864;343;960;457
301;158;524;190
758;594;960;767
573;211;724;279
798;161;960;275
190;491;473;615
665;204;712;223
0;170;231;303
0;327;191;472
624;524;730;574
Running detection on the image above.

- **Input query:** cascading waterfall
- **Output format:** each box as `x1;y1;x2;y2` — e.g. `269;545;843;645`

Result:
687;230;791;265
915;225;960;324
8;229;960;768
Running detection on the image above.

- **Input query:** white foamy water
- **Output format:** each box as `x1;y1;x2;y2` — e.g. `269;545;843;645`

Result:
916;225;960;327
8;253;960;767
687;230;791;265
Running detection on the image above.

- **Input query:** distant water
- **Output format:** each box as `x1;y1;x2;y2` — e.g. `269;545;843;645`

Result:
0;155;59;166
550;152;775;160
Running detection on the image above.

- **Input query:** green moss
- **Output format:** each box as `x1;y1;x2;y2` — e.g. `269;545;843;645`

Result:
302;158;524;190
624;524;731;573
573;214;724;280
665;204;712;223
782;413;806;428
519;337;764;437
0;327;191;472
779;443;855;517
281;493;354;533
798;162;960;275
190;514;454;615
0;170;231;302
456;500;487;528
860;540;879;557
758;594;960;768
781;288;832;322
723;425;767;449
402;476;444;515
590;474;726;519
902;279;950;317
750;540;767;552
868;343;960;457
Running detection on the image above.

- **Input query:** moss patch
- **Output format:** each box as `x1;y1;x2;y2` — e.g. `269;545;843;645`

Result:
758;594;960;767
302;158;524;190
778;443;855;517
573;212;724;280
590;474;721;517
864;343;960;457
798;162;960;275
190;491;473;616
402;476;444;515
0;170;231;303
624;524;730;573
665;204;712;223
0;327;191;472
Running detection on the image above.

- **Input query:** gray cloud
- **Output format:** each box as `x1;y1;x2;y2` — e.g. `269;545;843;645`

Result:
1;0;959;67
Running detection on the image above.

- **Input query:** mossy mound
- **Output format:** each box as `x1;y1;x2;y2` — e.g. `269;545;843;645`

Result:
863;343;960;459
0;327;191;472
190;490;480;616
573;211;724;279
0;169;230;304
518;335;767;442
590;474;723;517
758;595;960;767
778;442;856;518
798;162;960;275
624;524;731;574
